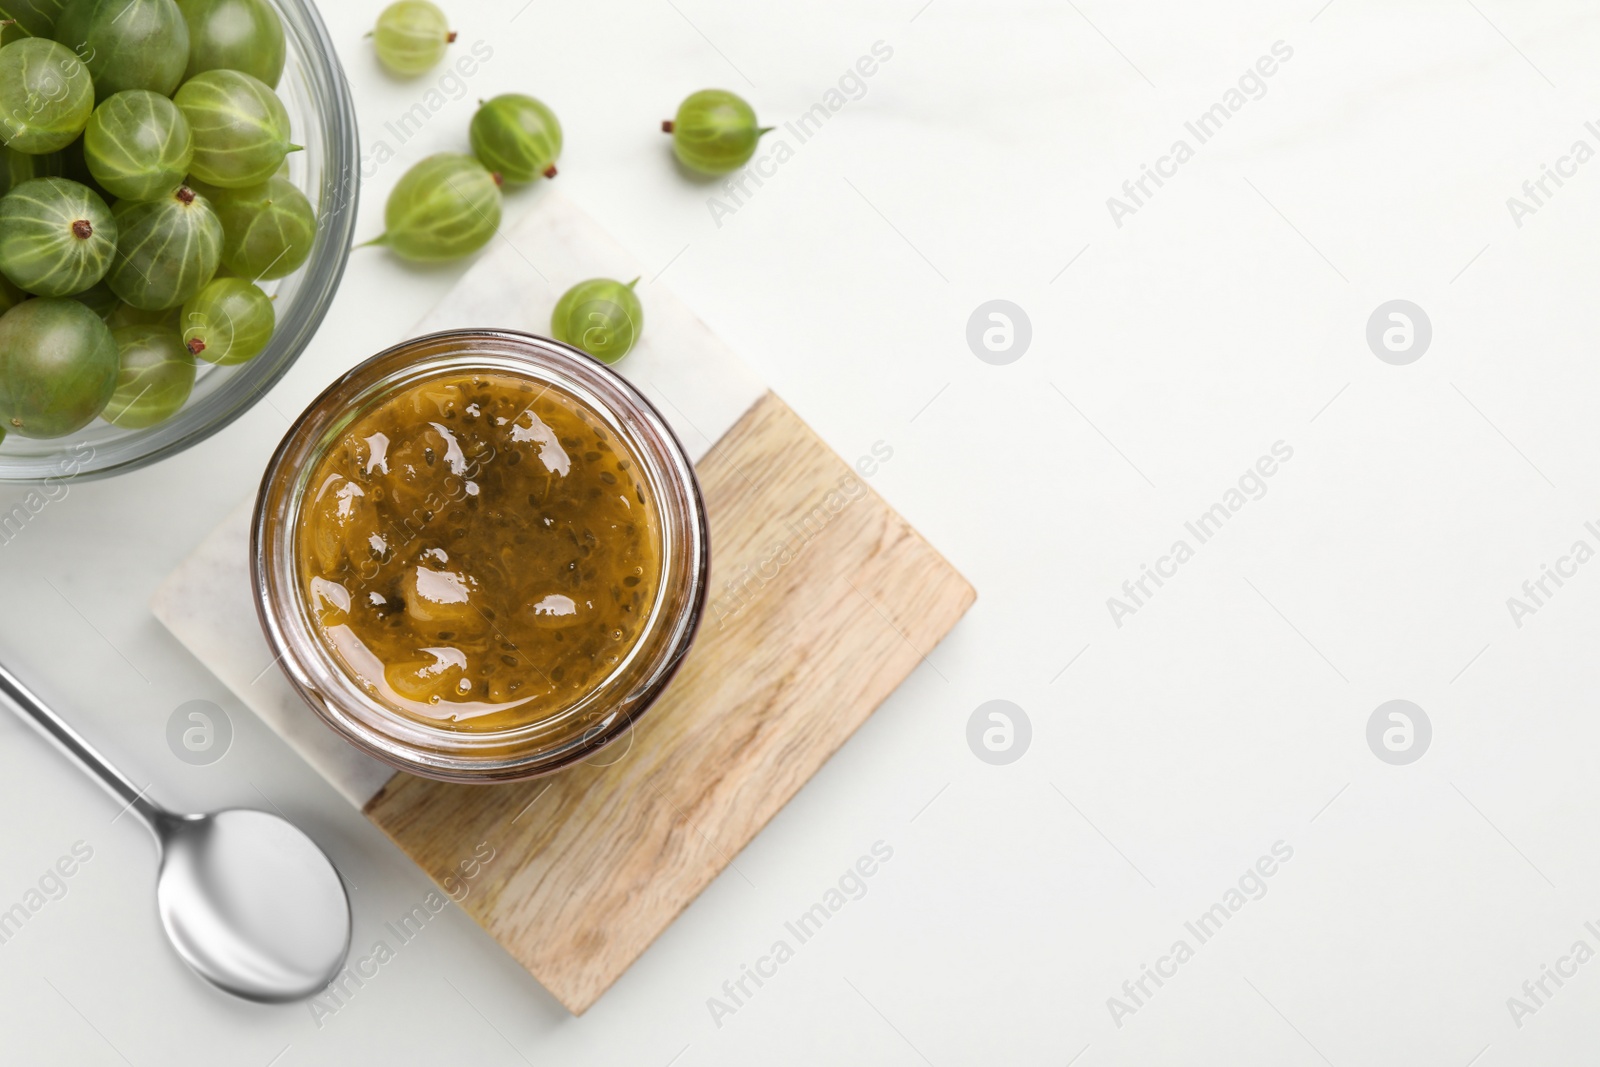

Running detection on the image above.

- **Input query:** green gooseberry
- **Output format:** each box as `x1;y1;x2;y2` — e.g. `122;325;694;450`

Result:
179;274;271;365
174;69;297;188
0;37;94;153
0;176;116;297
371;0;453;77
106;184;222;309
0;272;27;313
105;299;177;328
663;89;770;175
176;0;285;87
0;0;69;39
0;296;117;436
1;141;61;194
82;90;193;200
53;135;113;202
102;322;193;427
469;94;561;183
550;277;642;365
363;153;501;263
208;174;314;279
53;0;189;99
70;276;116;317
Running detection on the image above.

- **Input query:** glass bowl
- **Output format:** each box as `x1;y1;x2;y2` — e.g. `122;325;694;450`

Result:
251;331;710;783
0;0;359;484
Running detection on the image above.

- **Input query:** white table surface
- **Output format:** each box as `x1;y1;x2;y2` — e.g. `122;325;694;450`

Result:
4;0;1600;1063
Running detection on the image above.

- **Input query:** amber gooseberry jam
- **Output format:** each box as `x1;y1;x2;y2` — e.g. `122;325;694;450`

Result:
296;370;662;731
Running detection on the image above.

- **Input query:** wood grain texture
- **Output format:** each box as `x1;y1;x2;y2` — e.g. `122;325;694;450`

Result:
362;391;975;1014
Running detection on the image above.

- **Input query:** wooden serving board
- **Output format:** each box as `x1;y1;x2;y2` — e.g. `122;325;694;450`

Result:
153;192;973;1015
364;391;972;1013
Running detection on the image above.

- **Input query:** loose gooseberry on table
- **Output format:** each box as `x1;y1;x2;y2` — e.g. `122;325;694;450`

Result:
469;94;562;183
370;0;455;76
361;153;503;263
662;89;771;175
550;278;644;365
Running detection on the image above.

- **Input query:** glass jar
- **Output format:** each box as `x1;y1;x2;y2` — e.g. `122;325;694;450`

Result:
251;330;709;782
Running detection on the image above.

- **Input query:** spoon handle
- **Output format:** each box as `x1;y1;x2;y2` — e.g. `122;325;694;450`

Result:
0;661;161;830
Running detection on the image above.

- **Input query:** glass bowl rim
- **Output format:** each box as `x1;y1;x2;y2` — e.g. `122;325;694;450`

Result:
0;0;360;485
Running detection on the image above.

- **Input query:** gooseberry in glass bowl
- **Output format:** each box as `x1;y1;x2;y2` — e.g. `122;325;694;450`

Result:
0;0;357;483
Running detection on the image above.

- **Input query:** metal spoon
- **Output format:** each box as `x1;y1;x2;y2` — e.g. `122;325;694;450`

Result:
0;662;351;1003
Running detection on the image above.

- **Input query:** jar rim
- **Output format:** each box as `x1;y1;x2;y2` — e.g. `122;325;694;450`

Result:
251;330;709;783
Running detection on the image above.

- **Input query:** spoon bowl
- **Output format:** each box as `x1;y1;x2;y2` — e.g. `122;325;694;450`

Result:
0;662;352;1003
157;809;351;1003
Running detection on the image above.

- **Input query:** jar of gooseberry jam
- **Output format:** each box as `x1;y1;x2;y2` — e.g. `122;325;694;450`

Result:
252;330;709;782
